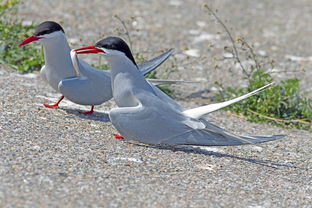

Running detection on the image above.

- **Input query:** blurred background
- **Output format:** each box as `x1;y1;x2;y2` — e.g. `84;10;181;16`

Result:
15;0;312;98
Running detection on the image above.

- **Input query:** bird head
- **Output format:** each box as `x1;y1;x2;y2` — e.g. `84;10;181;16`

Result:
19;21;65;47
74;36;137;66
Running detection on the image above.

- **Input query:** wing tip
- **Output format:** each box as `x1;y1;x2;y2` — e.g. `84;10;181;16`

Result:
248;134;286;144
168;48;175;53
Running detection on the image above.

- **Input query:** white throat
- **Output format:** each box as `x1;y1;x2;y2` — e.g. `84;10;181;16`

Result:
106;53;138;76
41;32;73;71
40;32;77;91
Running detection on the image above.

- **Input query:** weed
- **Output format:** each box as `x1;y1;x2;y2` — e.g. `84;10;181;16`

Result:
204;4;312;130
94;64;109;70
0;0;44;72
216;71;312;129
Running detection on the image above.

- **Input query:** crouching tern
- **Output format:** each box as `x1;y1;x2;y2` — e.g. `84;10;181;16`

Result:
19;21;180;114
74;36;285;146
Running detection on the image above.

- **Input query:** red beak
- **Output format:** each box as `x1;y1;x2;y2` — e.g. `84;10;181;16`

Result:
19;35;42;47
74;45;105;54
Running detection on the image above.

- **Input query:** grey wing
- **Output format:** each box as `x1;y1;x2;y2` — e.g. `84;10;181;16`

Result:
149;83;184;111
147;79;198;86
138;49;175;75
76;58;111;79
59;60;113;105
111;90;284;146
161;119;285;146
59;76;111;105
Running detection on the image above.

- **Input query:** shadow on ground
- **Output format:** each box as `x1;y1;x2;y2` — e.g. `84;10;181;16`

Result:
131;142;304;170
63;108;111;122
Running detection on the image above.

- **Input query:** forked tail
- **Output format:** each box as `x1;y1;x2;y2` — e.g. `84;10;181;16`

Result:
183;83;273;119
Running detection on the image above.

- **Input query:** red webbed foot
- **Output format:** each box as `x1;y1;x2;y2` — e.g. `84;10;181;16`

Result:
113;134;124;140
44;96;64;108
79;106;94;115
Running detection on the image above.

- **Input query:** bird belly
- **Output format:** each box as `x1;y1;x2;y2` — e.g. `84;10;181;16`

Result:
109;105;188;144
59;76;112;105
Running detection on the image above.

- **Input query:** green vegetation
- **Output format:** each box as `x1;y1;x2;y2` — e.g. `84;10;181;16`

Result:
0;3;174;95
0;0;44;72
0;0;17;16
94;64;109;70
216;71;312;130
205;4;312;130
5;1;310;130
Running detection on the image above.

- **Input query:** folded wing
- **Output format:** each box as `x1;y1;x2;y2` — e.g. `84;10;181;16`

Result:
161;119;285;146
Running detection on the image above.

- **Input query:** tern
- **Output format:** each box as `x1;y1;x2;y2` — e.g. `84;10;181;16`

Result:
74;36;285;146
19;21;179;114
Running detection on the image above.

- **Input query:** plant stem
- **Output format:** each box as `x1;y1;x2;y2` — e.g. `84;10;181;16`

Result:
203;4;250;80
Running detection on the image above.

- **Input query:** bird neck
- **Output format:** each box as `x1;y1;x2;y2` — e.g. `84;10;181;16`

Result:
107;55;144;107
107;54;155;97
42;35;76;76
107;55;139;77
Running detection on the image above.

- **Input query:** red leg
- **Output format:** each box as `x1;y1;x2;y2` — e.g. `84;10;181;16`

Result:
113;134;124;140
79;105;94;115
44;96;64;108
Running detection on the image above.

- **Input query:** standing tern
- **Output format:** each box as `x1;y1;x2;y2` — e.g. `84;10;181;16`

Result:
19;21;177;114
74;37;285;146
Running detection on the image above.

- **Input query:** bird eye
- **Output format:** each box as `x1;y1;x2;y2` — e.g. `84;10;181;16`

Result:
36;29;51;36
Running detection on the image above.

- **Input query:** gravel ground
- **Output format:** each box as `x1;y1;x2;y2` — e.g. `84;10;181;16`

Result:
1;0;312;207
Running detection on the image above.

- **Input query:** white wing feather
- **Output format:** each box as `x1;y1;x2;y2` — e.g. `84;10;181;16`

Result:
183;83;273;119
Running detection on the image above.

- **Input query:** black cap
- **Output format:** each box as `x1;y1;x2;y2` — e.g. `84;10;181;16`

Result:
34;21;65;36
95;36;136;66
